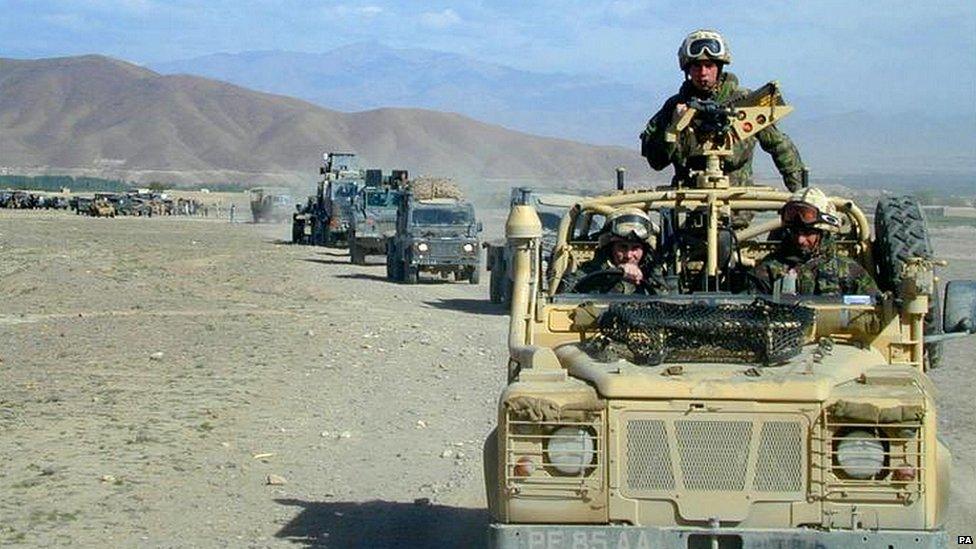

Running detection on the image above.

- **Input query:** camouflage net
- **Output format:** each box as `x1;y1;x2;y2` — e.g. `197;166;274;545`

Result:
584;299;814;366
408;177;463;200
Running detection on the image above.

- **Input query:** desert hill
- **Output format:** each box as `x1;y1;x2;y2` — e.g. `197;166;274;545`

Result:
0;55;657;190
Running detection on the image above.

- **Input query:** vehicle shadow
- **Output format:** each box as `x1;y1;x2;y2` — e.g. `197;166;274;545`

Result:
334;273;389;283
274;498;489;548
423;298;507;316
300;258;352;266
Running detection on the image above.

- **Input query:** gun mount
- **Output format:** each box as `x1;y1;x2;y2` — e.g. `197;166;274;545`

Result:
666;82;794;190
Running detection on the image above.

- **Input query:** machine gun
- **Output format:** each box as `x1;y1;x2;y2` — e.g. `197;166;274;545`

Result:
665;82;794;189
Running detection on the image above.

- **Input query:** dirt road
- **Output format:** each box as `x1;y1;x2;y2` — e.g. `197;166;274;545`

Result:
1;210;974;547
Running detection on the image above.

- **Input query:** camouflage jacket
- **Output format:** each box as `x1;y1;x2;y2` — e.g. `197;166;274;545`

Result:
748;238;879;296
559;253;668;295
640;72;805;191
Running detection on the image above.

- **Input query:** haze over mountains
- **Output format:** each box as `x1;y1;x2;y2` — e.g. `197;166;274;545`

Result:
0;55;657;193
153;42;975;192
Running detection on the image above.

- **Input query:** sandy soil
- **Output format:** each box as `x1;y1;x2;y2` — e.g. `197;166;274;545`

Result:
0;210;973;547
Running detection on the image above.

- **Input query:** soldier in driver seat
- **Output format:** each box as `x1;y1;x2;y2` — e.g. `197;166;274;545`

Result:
559;209;667;294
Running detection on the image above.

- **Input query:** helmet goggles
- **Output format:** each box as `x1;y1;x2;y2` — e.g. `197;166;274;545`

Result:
781;201;840;229
685;37;725;58
609;214;652;241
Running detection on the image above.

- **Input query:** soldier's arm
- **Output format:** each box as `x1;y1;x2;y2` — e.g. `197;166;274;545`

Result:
640;98;681;171
756;124;805;192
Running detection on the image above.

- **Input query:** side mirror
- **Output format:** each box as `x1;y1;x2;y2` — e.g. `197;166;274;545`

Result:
944;280;976;334
477;221;483;233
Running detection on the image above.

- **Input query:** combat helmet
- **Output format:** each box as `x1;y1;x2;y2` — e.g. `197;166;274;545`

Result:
781;187;842;233
678;29;732;71
598;208;657;249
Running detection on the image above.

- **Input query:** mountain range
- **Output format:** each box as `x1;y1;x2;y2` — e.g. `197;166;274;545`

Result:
0;55;658;194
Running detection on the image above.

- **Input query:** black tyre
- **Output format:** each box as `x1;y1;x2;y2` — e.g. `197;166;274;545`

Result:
468;266;480;285
386;246;402;281
350;241;365;265
488;266;502;303
404;263;418;285
874;195;943;368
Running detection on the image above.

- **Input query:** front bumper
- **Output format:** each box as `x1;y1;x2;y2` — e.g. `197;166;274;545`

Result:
490;524;947;548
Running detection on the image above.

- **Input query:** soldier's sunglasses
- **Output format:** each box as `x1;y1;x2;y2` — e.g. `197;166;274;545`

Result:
780;201;840;228
686;38;724;57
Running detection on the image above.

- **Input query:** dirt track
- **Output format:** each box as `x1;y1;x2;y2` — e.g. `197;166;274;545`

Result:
0;210;974;547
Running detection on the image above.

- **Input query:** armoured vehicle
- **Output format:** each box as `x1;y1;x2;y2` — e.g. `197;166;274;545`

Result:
385;190;483;284
348;171;407;265
249;187;294;223
88;193;117;217
292;153;364;246
486;187;581;305
483;83;976;547
71;196;93;214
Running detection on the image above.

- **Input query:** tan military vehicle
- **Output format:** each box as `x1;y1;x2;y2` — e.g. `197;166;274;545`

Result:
88;193;117;217
483;83;976;547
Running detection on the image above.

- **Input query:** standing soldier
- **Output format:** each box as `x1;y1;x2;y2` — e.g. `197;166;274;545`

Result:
640;29;805;191
230;203;236;223
748;188;879;296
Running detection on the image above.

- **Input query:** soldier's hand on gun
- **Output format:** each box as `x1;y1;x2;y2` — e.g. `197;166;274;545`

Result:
621;263;644;285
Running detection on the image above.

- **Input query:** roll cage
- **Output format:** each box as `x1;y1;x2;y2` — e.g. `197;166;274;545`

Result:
546;186;873;297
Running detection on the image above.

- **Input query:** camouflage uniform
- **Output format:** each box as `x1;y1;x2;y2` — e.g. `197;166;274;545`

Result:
748;236;879;296
640;72;805;191
560;252;668;295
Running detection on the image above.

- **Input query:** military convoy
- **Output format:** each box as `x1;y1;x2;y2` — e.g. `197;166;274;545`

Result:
482;83;975;547
385;180;483;284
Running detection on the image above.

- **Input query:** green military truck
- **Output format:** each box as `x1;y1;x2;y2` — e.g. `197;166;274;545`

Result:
249;187;294;223
385;184;482;284
293;153;363;246
348;170;407;265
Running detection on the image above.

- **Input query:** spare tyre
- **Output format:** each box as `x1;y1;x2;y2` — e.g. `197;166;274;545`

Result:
874;195;942;368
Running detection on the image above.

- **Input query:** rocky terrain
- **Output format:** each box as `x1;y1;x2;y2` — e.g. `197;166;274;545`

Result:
0;208;974;547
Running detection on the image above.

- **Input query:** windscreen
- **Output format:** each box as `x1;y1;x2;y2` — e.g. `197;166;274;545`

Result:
538;212;562;232
333;184;359;198
412;207;472;225
365;191;396;207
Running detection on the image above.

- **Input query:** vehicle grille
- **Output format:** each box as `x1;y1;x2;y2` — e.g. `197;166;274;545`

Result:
626;420;674;490
427;240;460;256
675;420;752;490
755;421;804;492
624;415;805;495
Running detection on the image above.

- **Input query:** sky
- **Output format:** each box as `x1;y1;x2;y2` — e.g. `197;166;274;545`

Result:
1;0;975;113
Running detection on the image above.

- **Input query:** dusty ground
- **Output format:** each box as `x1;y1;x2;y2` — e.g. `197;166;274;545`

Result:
0;209;974;547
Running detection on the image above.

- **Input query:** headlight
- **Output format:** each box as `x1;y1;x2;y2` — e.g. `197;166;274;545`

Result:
416;242;429;252
462;243;475;253
835;430;885;479
546;427;595;475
